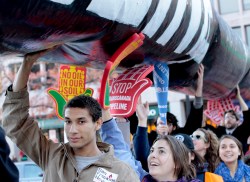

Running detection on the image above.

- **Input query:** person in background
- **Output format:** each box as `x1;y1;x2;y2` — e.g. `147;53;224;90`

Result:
0;126;19;182
205;86;250;153
215;135;250;182
171;64;204;135
2;50;139;182
174;133;205;180
190;128;219;172
174;133;223;182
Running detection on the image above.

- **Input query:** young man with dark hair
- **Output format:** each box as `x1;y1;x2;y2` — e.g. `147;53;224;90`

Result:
2;51;139;182
223;109;241;131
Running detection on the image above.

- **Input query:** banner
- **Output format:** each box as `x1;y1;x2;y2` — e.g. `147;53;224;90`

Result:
48;65;93;119
153;63;169;124
109;65;153;117
204;97;241;126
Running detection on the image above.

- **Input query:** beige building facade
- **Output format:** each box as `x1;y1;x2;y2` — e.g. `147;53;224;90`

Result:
213;0;250;45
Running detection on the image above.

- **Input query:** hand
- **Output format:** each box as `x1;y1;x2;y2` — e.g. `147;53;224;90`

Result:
156;120;169;135
195;64;204;97
102;108;112;122
13;48;57;92
136;96;149;127
24;48;56;66
236;85;240;98
235;85;248;111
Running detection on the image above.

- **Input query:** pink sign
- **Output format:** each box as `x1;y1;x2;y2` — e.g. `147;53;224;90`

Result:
109;65;153;117
204;97;240;126
204;100;224;125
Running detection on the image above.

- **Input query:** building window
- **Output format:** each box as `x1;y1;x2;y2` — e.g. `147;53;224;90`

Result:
232;27;242;39
210;0;215;6
243;0;250;10
246;25;250;45
219;0;239;14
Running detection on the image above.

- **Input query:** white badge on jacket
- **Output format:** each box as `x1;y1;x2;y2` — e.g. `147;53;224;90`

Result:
93;167;118;182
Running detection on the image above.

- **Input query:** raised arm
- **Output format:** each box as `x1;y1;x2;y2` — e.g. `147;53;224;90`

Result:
100;108;147;180
194;64;204;109
180;64;204;134
136;97;149;128
236;85;248;111
234;85;250;153
133;97;151;171
2;49;58;170
12;52;45;92
101;109;129;151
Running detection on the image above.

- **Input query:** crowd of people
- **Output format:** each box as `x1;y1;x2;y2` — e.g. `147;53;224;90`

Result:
1;50;250;182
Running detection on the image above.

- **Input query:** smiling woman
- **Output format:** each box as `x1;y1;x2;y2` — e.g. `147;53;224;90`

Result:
101;113;201;182
143;135;197;182
215;135;250;182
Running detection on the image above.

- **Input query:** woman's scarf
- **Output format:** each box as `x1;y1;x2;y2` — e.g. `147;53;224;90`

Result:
215;160;250;182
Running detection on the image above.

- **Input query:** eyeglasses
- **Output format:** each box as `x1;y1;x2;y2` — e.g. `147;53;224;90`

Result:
190;134;207;142
224;115;237;120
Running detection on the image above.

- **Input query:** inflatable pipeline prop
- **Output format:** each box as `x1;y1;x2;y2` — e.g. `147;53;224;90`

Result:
0;0;250;100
